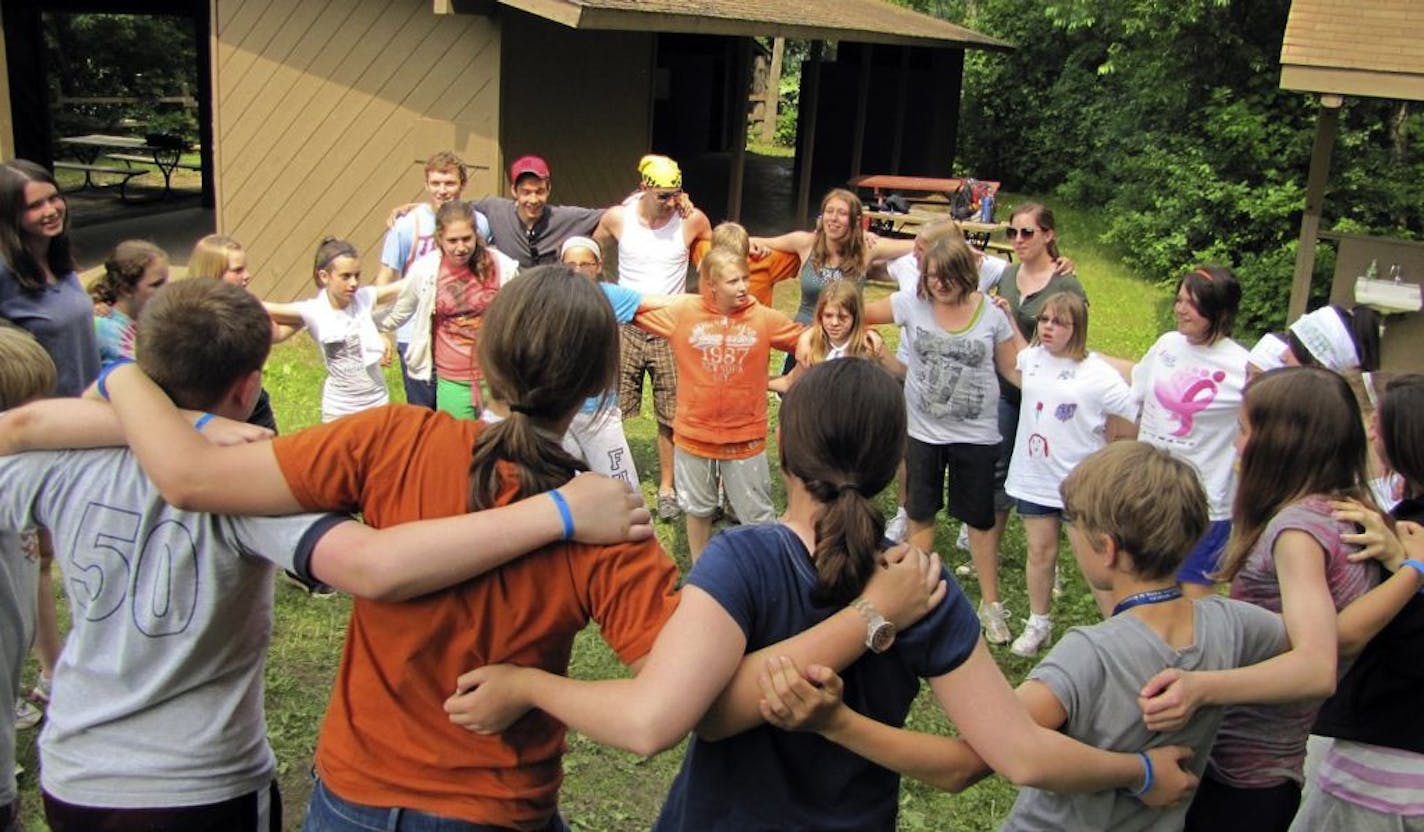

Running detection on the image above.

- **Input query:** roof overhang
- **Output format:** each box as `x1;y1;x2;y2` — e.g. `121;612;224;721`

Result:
1279;0;1424;102
437;0;1012;52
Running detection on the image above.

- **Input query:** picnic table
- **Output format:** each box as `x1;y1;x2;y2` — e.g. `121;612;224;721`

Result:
56;134;199;199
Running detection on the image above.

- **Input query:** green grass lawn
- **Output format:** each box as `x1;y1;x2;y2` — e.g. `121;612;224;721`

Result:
15;198;1169;830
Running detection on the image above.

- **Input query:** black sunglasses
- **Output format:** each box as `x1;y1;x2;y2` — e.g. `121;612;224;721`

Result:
1005;227;1041;240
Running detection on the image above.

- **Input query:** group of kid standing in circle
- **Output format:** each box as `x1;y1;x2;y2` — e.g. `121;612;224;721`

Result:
0;148;1421;832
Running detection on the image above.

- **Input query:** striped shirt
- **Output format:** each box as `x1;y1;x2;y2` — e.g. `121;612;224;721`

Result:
1319;740;1424;816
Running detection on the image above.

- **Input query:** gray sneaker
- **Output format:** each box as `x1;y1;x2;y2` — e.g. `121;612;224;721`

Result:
15;698;41;731
979;601;1012;645
657;492;681;521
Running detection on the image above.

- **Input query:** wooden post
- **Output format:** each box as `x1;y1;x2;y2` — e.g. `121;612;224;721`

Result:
760;37;784;145
890;47;910;171
727;38;752;222
795;41;823;226
849;43;872;179
1288;95;1343;323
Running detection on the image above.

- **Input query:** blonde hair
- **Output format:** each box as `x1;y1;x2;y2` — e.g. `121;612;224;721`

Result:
1060;442;1208;580
0;323;57;409
1034;292;1089;361
807;281;876;364
187;234;244;281
711;221;750;258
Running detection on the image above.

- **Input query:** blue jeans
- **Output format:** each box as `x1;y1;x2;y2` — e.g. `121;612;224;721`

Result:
302;776;570;832
397;344;436;410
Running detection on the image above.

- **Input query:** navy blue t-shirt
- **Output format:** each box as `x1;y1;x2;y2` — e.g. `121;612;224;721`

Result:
656;524;980;831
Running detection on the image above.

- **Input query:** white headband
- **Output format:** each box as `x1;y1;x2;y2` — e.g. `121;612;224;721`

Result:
1247;333;1288;372
1289;307;1358;372
559;236;601;262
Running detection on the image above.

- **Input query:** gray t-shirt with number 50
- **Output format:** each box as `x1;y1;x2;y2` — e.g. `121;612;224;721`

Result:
0;447;342;809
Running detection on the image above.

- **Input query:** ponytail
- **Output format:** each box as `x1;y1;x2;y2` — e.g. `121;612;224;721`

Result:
779;360;905;605
805;480;886;606
465;265;619;510
89;240;165;306
312;237;357;288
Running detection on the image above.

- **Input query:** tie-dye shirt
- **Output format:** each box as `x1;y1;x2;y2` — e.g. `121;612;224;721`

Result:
1131;331;1248;520
1207;495;1374;789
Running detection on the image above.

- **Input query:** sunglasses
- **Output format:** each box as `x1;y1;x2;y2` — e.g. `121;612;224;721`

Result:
653;190;682;202
1005;227;1041;240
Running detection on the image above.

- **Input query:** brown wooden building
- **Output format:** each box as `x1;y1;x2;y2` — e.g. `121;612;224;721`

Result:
1;0;1006;300
1281;0;1424;370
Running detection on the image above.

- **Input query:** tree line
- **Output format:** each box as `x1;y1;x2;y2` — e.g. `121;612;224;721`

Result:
898;0;1422;335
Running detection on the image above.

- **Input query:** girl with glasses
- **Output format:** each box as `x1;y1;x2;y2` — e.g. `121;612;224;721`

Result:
998;292;1138;654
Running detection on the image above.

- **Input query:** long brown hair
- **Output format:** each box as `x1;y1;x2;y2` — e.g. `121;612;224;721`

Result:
1218;366;1377;581
1379;374;1424;499
466;265;619;510
779;359;905;605
809;189;867;282
807;281;876;363
0;160;75;293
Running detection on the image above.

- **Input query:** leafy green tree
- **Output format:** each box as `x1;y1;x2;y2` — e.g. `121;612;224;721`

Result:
894;0;1421;336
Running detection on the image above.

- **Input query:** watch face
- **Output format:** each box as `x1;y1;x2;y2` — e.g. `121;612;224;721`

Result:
869;621;895;653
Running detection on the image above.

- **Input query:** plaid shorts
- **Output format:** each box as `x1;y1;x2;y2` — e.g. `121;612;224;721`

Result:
618;324;677;428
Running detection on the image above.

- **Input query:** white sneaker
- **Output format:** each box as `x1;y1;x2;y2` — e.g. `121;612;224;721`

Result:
15;697;41;731
979;601;1012;645
955;524;970;552
1011;617;1054;657
955;562;977;579
885;507;909;543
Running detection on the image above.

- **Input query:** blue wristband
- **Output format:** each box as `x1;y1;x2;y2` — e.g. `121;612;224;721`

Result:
1126;751;1154;798
193;413;216;432
1402;559;1424;594
549;489;575;541
95;358;135;400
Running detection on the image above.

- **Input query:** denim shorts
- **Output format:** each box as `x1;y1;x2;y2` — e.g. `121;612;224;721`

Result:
302;776;570;832
1014;498;1062;518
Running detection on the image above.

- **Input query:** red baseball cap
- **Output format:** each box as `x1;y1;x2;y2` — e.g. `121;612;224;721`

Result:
509;155;550;183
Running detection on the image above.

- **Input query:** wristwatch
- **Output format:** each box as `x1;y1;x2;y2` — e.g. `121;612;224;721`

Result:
851;597;896;653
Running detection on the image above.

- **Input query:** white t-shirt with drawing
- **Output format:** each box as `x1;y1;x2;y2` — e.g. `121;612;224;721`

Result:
1005;347;1139;508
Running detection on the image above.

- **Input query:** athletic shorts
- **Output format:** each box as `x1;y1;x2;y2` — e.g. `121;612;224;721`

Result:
674;447;775;523
1178;519;1231;586
905;437;998;531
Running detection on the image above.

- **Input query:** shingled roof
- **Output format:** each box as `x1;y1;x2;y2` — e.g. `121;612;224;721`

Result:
1280;0;1424;101
493;0;1011;50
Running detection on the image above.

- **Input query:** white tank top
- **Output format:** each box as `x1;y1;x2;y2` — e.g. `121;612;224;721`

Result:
617;195;689;295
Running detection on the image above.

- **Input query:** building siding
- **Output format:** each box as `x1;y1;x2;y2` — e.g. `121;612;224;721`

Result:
213;0;500;300
498;8;653;212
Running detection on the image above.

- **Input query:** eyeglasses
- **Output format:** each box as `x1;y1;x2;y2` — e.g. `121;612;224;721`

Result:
1036;314;1073;328
653;190;682;202
1005;227;1040;240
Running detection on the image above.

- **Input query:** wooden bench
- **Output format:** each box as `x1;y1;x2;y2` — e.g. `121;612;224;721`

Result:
52;161;150;201
106;153;201;197
106;153;202;172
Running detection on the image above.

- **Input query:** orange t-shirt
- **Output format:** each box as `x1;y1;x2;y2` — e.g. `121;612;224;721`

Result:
271;405;680;828
635;297;803;459
691;241;801;307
